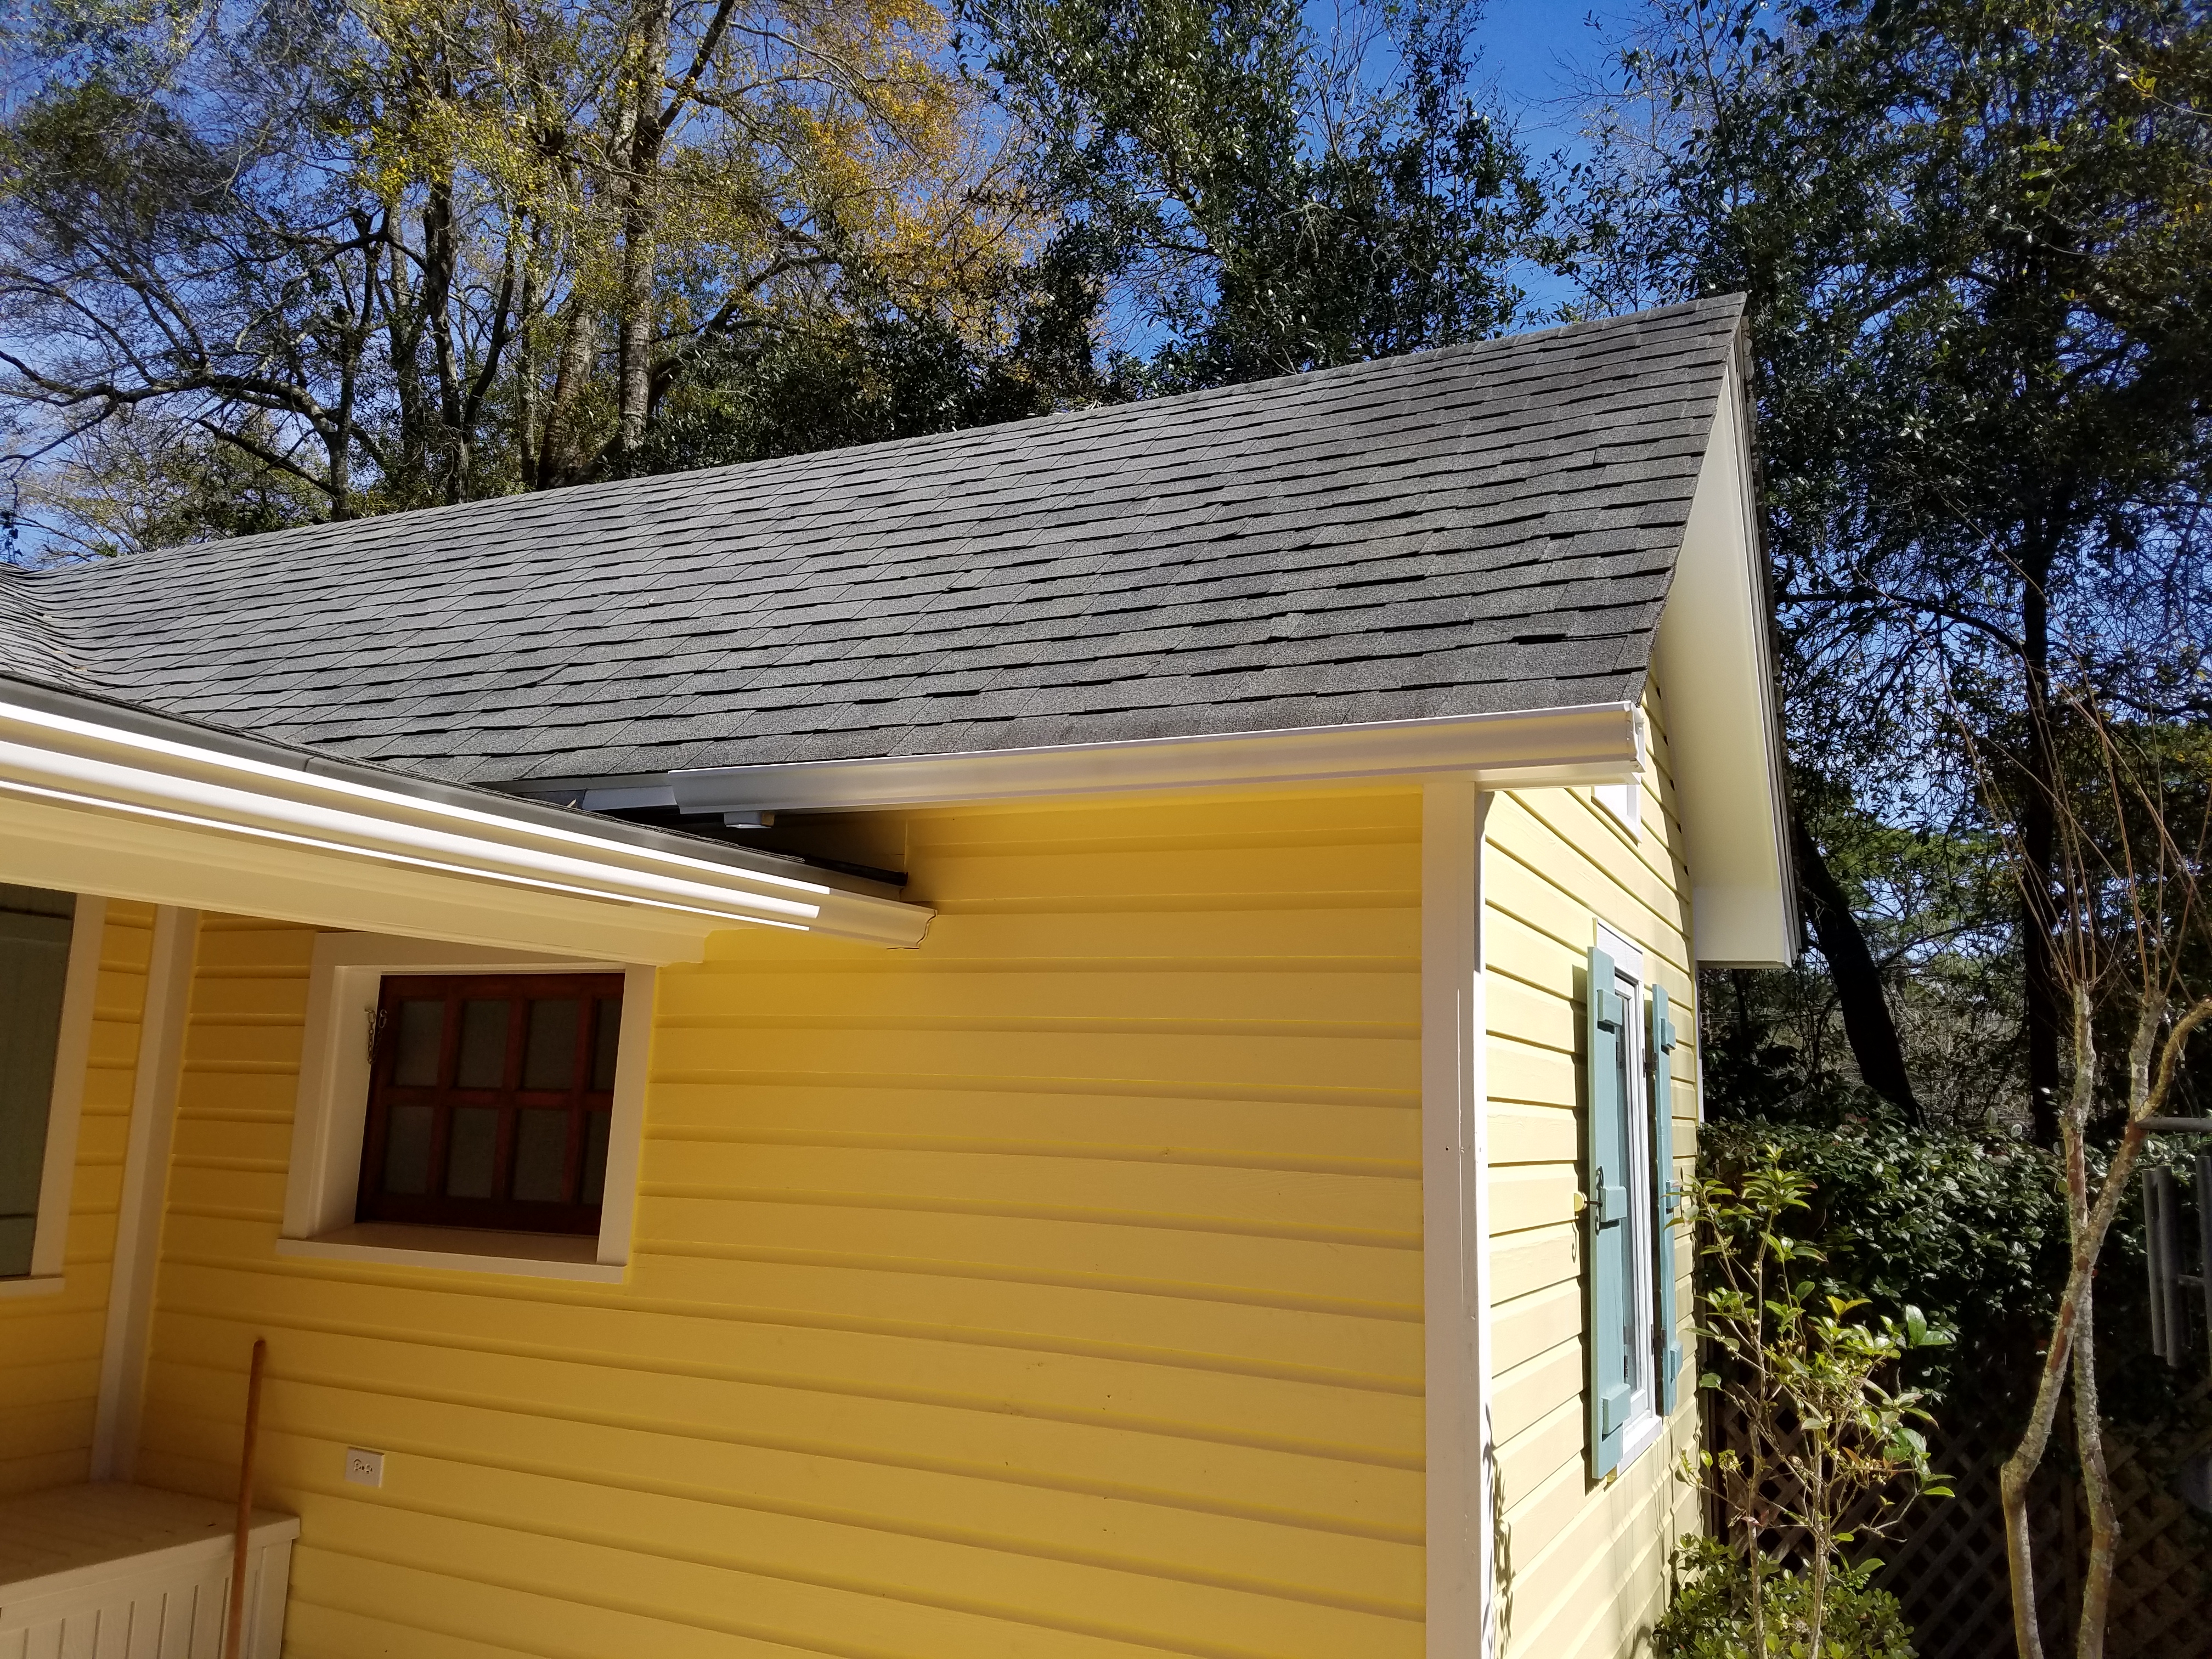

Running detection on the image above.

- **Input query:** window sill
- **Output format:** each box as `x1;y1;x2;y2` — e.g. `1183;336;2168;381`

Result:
1618;1409;1670;1472
0;1274;65;1300
275;1223;627;1283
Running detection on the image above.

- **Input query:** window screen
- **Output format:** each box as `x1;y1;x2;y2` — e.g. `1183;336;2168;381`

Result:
358;973;623;1235
0;886;77;1277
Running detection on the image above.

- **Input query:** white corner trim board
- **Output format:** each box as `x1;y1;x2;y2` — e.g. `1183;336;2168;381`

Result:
281;933;652;1277
672;702;1647;813
0;684;931;957
1422;778;1495;1659
94;906;199;1482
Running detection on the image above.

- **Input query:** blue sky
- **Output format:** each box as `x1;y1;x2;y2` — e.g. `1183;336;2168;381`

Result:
1481;1;1628;317
1477;0;1618;315
1474;0;1618;143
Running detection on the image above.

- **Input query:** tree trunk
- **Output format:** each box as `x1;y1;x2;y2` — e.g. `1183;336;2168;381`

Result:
612;0;670;459
2072;1279;2116;1659
1791;813;1923;1124
515;260;541;490
2021;544;2062;1147
538;301;595;488
422;178;466;503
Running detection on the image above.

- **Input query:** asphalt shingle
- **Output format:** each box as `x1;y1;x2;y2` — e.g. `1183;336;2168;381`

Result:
0;298;1746;787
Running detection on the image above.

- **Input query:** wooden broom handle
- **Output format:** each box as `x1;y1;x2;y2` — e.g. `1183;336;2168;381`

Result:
223;1339;268;1659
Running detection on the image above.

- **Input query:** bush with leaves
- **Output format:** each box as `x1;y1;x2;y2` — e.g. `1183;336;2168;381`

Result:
1655;1535;1917;1659
1682;1149;1951;1657
1699;1120;2066;1407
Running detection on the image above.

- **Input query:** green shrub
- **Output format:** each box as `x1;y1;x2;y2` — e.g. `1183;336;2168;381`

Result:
1654;1536;1917;1659
1698;1119;2065;1401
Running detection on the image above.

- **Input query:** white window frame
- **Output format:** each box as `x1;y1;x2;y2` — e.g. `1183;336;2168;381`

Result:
278;933;652;1283
1596;918;1664;1469
0;895;106;1299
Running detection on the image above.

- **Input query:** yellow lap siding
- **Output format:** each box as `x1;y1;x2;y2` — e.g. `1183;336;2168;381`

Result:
0;900;155;1494
135;792;1425;1659
1485;676;1703;1659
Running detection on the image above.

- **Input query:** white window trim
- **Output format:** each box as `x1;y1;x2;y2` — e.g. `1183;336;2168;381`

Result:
278;932;652;1283
1594;919;1667;1470
0;895;106;1299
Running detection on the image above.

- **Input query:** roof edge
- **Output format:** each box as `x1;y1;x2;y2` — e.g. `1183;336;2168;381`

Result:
0;672;931;951
1653;339;1798;968
647;702;1651;814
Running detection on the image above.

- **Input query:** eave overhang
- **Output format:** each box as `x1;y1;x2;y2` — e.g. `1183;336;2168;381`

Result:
0;677;932;961
658;701;1651;815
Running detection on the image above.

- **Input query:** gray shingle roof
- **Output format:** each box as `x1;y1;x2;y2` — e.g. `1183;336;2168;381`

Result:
0;297;1747;788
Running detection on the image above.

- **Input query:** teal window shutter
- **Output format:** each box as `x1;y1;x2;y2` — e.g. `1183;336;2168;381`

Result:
1651;984;1683;1415
1585;946;1630;1477
0;888;77;1278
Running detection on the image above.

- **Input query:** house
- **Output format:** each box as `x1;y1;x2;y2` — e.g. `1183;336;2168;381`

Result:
0;296;1791;1659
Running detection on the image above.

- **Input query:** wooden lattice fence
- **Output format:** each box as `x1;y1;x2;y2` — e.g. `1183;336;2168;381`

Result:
1708;1394;2212;1658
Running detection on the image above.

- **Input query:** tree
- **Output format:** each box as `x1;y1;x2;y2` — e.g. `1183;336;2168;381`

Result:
1965;691;2212;1659
1566;0;2212;1145
958;0;1543;387
0;0;1026;548
621;267;1111;474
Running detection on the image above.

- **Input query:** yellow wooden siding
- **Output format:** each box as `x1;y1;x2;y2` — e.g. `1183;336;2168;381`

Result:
0;900;155;1494
1486;678;1702;1659
134;792;1425;1659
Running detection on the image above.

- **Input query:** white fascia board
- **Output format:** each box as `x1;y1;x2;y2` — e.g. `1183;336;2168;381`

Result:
670;702;1648;814
0;686;931;954
1654;347;1798;968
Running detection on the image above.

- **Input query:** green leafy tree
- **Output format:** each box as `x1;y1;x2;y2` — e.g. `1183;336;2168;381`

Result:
1958;687;2212;1658
0;0;1030;545
1566;0;2212;1146
959;0;1543;387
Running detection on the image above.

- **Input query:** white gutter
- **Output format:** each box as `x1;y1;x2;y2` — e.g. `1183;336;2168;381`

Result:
0;685;931;954
669;701;1647;814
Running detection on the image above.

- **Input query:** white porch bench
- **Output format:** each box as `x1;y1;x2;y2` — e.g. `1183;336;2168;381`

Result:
0;1484;296;1659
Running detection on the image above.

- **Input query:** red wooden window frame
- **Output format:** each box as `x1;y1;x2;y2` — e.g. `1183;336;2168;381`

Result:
357;972;624;1234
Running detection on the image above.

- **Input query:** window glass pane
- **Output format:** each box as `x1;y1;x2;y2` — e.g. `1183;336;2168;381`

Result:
392;1000;444;1087
456;1001;510;1088
360;971;620;1235
512;1110;569;1203
0;894;76;1279
446;1107;498;1198
579;1111;612;1206
381;1104;434;1197
522;1000;579;1091
591;999;622;1093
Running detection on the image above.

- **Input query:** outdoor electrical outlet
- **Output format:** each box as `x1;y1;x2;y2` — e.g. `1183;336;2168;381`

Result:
343;1447;386;1488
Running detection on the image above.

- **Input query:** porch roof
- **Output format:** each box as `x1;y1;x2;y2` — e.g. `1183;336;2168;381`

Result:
0;674;929;960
